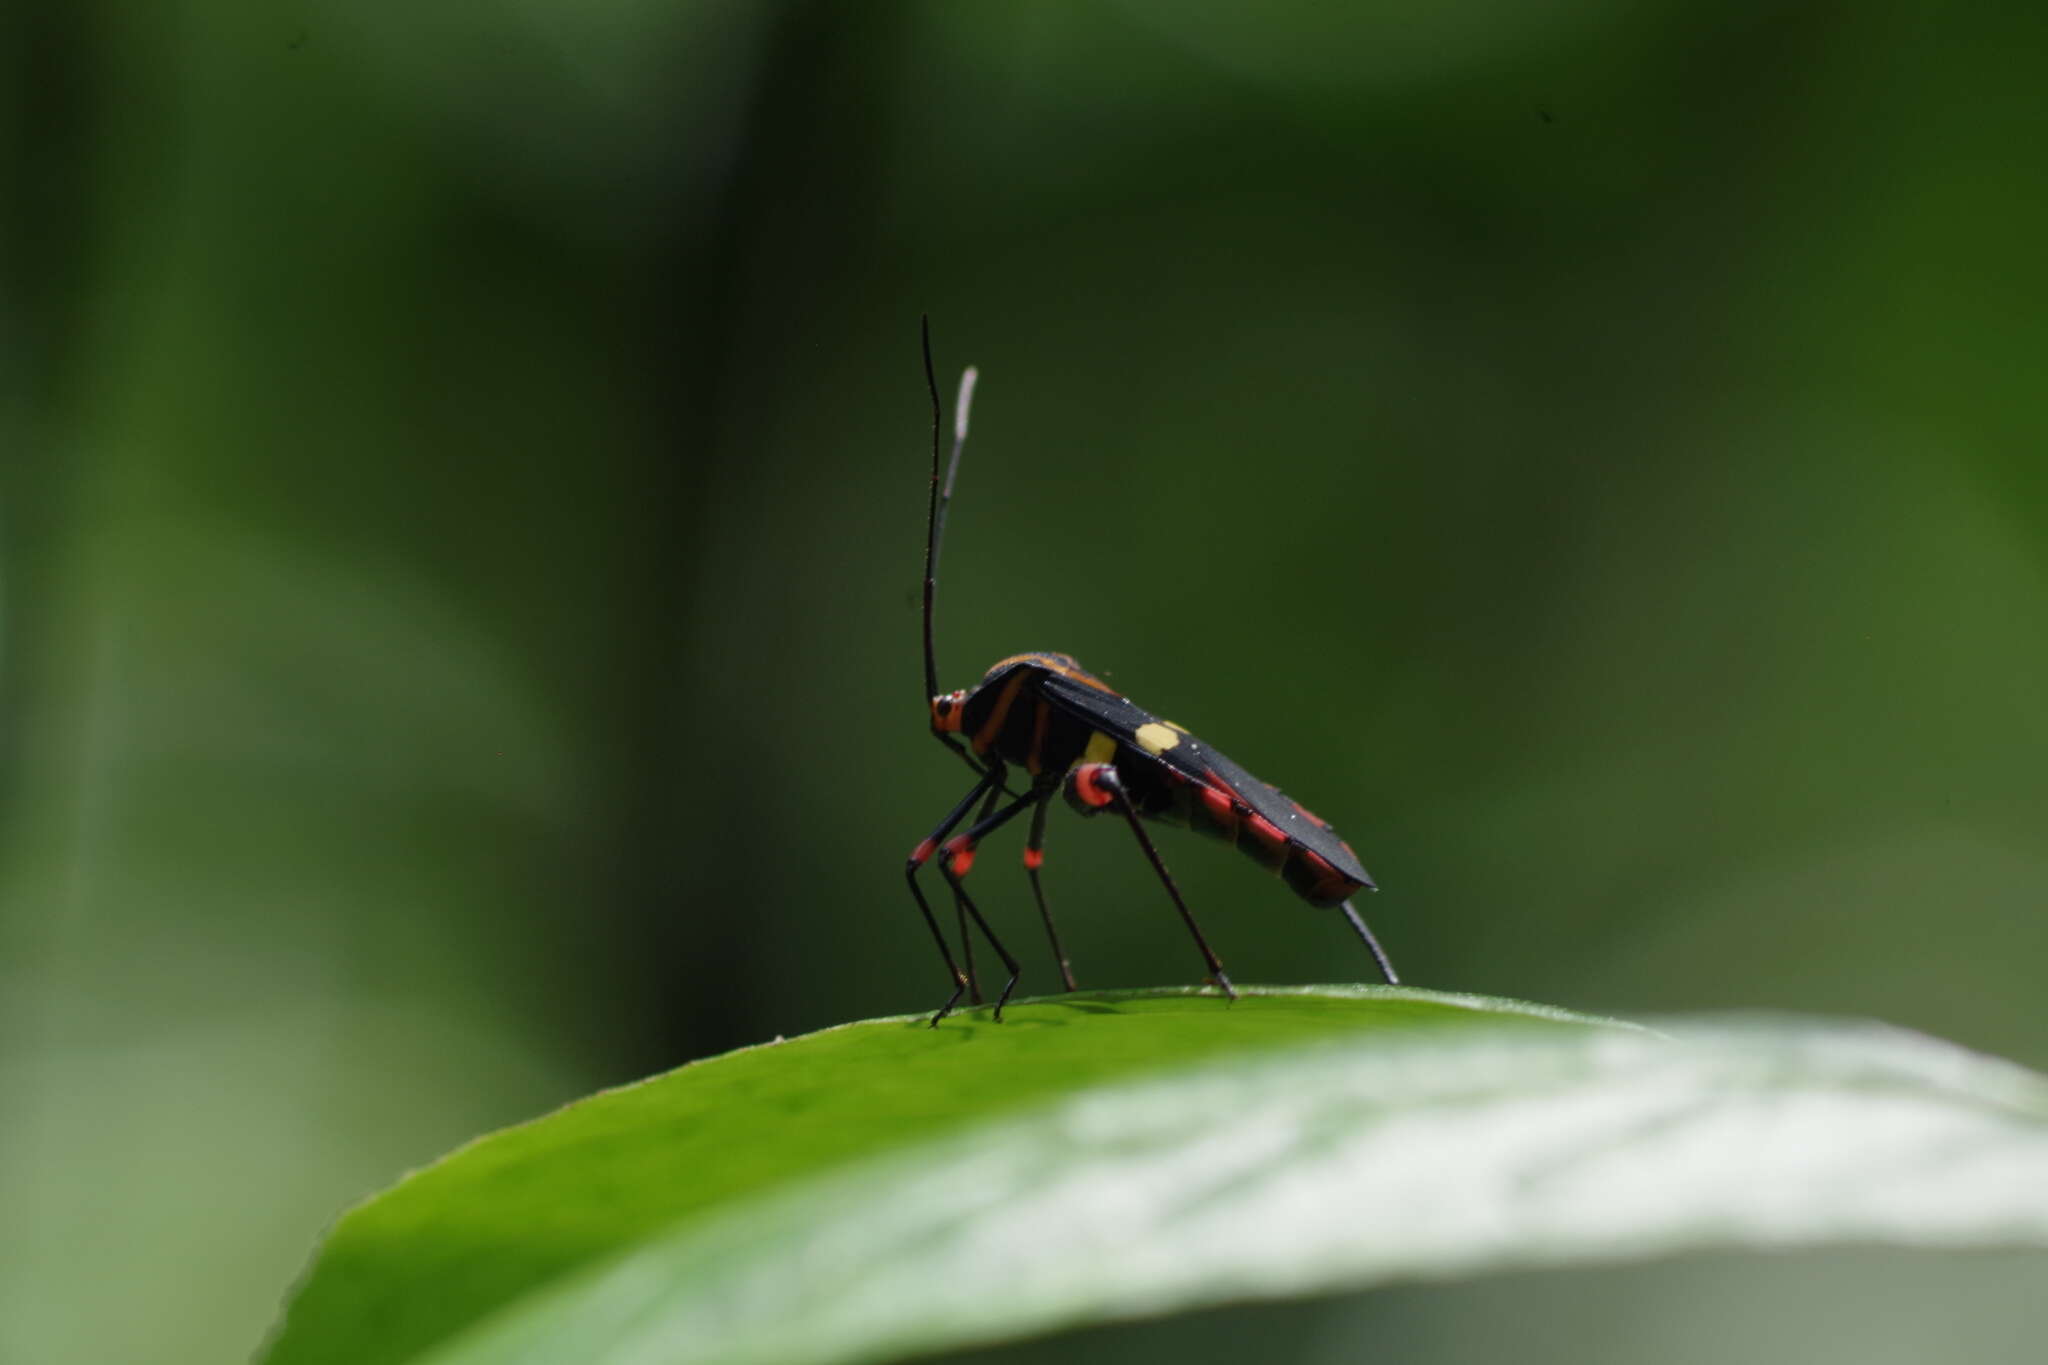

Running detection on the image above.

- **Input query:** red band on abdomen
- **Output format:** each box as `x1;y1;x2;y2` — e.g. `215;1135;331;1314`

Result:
1245;813;1288;851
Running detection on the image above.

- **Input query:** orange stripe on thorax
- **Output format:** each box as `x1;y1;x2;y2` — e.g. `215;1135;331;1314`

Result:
987;652;1119;697
972;671;1030;755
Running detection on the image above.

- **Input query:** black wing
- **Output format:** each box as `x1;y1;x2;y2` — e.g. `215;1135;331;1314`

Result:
1036;671;1373;887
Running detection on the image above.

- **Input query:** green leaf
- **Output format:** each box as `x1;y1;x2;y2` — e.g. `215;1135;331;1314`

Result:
260;988;2048;1365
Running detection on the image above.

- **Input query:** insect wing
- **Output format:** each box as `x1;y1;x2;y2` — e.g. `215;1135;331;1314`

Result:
1035;672;1373;887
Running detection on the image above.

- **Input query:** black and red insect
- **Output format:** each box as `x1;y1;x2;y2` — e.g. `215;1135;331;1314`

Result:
905;320;1397;1025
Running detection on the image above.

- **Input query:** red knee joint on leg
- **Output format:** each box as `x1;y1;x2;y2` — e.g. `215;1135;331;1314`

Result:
942;835;977;877
1072;762;1117;808
1022;846;1045;870
909;838;937;867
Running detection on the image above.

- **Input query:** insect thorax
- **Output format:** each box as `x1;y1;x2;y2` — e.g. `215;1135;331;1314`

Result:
960;664;1097;778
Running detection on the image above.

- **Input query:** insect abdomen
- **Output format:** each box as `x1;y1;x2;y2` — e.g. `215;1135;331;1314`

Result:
1110;751;1367;910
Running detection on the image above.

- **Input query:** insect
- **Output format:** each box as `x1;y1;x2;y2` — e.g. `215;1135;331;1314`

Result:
905;320;1397;1026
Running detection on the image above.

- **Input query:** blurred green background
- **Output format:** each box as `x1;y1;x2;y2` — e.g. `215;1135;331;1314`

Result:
5;3;2045;1363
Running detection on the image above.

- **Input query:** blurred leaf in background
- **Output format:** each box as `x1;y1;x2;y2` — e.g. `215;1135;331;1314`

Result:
3;2;2044;1364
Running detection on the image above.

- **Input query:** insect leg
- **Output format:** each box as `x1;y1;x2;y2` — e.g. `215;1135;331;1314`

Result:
930;729;991;784
954;781;1004;1004
1023;791;1078;991
937;788;1042;1021
1340;898;1399;984
1074;763;1236;1000
906;766;1004;1026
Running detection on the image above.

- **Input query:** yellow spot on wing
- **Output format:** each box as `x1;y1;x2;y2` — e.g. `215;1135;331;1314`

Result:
1081;731;1118;766
1134;722;1182;756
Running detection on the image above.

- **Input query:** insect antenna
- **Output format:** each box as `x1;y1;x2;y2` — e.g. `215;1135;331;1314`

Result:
919;317;979;711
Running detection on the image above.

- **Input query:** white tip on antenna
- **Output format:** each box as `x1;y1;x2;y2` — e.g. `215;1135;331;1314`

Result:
954;367;979;444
